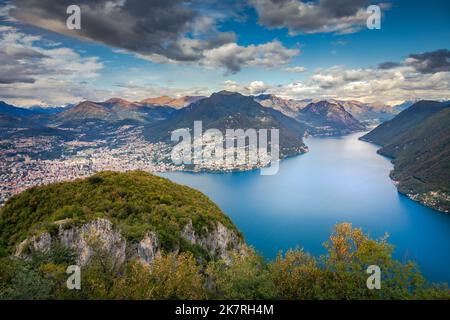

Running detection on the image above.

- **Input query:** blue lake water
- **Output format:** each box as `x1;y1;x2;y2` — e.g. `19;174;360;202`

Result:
161;132;450;283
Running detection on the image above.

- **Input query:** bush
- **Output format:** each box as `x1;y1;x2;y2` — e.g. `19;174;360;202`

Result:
112;253;206;299
270;248;320;299
206;248;276;299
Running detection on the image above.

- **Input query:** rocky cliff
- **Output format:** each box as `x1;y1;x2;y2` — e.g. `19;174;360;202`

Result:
15;218;243;266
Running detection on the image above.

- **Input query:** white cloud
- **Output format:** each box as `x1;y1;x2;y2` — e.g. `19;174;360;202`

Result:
116;39;300;75
284;66;307;73
219;61;450;104
0;27;103;106
250;0;378;35
202;40;300;74
223;80;271;95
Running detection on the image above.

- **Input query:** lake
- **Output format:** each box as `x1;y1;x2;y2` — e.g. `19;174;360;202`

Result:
161;132;450;283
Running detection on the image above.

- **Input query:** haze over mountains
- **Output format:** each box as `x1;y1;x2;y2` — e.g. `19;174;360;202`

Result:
3;94;445;159
253;94;369;134
0;91;420;162
1;91;380;159
253;94;402;123
0;91;375;134
140;96;205;109
0;91;398;132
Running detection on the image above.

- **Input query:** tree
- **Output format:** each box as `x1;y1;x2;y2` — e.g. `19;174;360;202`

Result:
270;248;320;299
112;252;206;299
207;247;275;299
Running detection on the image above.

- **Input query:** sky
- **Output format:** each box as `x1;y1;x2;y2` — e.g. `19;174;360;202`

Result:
0;0;450;106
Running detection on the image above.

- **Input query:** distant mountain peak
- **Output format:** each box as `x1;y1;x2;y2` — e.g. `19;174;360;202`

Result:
57;101;111;121
140;95;205;109
102;97;141;109
299;100;365;133
77;101;104;108
254;93;276;99
214;90;239;96
104;97;131;104
303;100;345;113
210;91;246;100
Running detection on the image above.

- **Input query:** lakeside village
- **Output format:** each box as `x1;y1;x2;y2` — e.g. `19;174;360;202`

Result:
0;125;281;205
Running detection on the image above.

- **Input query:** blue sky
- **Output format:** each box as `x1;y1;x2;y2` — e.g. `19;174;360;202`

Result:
0;0;449;106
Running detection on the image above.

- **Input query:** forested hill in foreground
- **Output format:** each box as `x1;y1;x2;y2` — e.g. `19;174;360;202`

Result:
361;101;450;212
0;171;448;299
0;171;243;261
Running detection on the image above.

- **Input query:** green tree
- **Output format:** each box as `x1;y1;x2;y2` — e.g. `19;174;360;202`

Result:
207;247;275;299
0;261;53;300
111;252;206;299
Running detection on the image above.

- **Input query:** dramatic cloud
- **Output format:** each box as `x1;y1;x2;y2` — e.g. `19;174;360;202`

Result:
0;27;103;105
11;0;212;61
9;0;298;73
250;0;379;34
378;49;450;74
406;49;450;74
0;25;212;106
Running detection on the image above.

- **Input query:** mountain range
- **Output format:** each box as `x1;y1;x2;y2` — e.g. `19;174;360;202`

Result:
253;94;312;118
2;92;421;164
55;98;177;125
1;93;434;130
253;94;402;123
0;92;371;143
331;99;400;122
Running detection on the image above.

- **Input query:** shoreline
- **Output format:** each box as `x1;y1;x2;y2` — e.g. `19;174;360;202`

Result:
360;134;449;214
